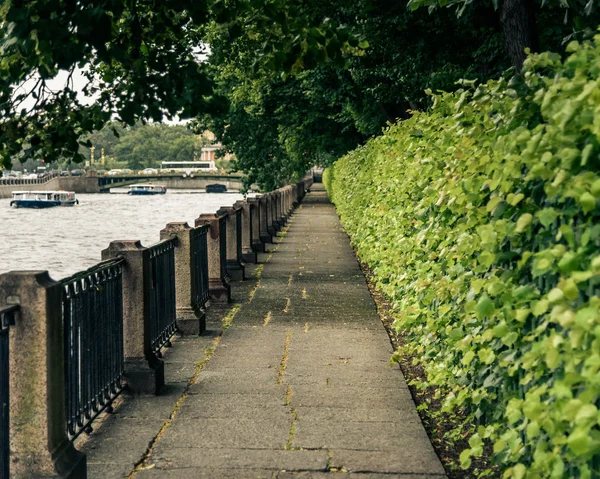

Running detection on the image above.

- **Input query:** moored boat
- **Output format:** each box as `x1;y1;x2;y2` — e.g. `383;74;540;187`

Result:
206;184;227;193
127;184;167;195
10;191;78;208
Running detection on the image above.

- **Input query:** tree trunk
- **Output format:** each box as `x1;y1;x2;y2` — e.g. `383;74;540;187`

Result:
500;0;538;69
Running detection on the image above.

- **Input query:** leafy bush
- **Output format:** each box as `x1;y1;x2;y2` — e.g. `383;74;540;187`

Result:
327;36;600;478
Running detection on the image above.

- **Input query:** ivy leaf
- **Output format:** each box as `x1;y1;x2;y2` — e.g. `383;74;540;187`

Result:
486;196;503;213
459;449;472;469
478;348;496;364
515;213;533;233
536;207;558;228
579;192;596;213
476;294;495;318
567;428;591;456
462;350;475;365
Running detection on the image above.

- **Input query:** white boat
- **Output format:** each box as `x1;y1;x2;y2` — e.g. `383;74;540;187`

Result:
10;191;78;208
128;184;167;195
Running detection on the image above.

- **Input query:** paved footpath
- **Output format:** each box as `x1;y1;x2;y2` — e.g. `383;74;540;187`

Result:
82;184;446;479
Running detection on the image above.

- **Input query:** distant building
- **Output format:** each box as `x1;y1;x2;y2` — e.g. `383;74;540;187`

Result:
197;131;234;164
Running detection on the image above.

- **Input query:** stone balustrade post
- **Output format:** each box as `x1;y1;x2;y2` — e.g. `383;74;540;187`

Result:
282;188;289;220
282;187;290;217
299;180;307;200
266;193;278;237
101;241;164;395
287;185;294;214
257;195;273;244
159;223;205;335
292;184;300;208
271;192;282;231
0;271;87;478
235;200;258;263
247;197;266;253
195;214;231;302
275;190;286;227
217;206;245;281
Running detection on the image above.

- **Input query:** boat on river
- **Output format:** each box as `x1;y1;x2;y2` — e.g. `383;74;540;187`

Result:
10;191;78;208
127;184;167;195
206;184;227;193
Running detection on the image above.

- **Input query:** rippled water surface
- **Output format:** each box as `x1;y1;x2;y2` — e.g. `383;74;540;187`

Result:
0;190;244;278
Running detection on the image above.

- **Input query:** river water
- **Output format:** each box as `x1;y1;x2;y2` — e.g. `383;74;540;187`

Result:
0;190;245;279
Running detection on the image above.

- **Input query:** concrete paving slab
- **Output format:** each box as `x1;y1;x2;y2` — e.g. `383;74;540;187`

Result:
157;417;290;449
294;406;421;424
150;447;329;471
175;401;291;420
111;384;186;419
292;418;432;451
183;391;288;408
330;449;447;475
277;473;445;479
87;463;132;479
136;467;276;478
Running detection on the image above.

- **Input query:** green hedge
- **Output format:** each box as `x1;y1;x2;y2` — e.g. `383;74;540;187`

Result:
326;37;600;478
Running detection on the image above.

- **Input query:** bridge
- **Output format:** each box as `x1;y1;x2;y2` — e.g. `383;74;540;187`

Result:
96;173;245;192
0;173;245;198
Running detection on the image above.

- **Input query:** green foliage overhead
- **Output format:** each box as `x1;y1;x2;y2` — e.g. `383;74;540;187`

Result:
0;0;360;169
199;0;514;190
326;36;600;477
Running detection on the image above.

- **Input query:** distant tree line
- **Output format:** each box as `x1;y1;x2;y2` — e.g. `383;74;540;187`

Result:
79;123;205;170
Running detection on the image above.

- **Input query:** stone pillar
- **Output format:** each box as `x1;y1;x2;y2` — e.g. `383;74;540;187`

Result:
276;189;287;225
257;195;273;244
216;206;245;281
160;223;205;335
299;180;306;200
273;190;282;227
282;187;289;217
292;184;300;208
269;193;281;234
247;197;266;253
235;200;258;263
0;271;87;478
195;214;231;302
102;241;164;395
273;191;284;229
286;186;293;215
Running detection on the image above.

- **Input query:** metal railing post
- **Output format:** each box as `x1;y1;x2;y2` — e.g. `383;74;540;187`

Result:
195;214;231;302
101;242;164;395
61;259;125;440
216;206;245;281
160;223;206;335
0;272;87;478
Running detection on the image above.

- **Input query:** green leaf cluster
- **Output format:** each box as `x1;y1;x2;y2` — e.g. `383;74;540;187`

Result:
327;35;600;477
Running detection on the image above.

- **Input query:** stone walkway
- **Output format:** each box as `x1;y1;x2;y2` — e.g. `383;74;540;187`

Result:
81;185;446;479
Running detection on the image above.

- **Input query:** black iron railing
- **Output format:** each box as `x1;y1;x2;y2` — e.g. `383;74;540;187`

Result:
219;215;228;280
191;225;210;310
61;259;124;440
0;305;17;479
147;239;177;354
235;208;243;260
